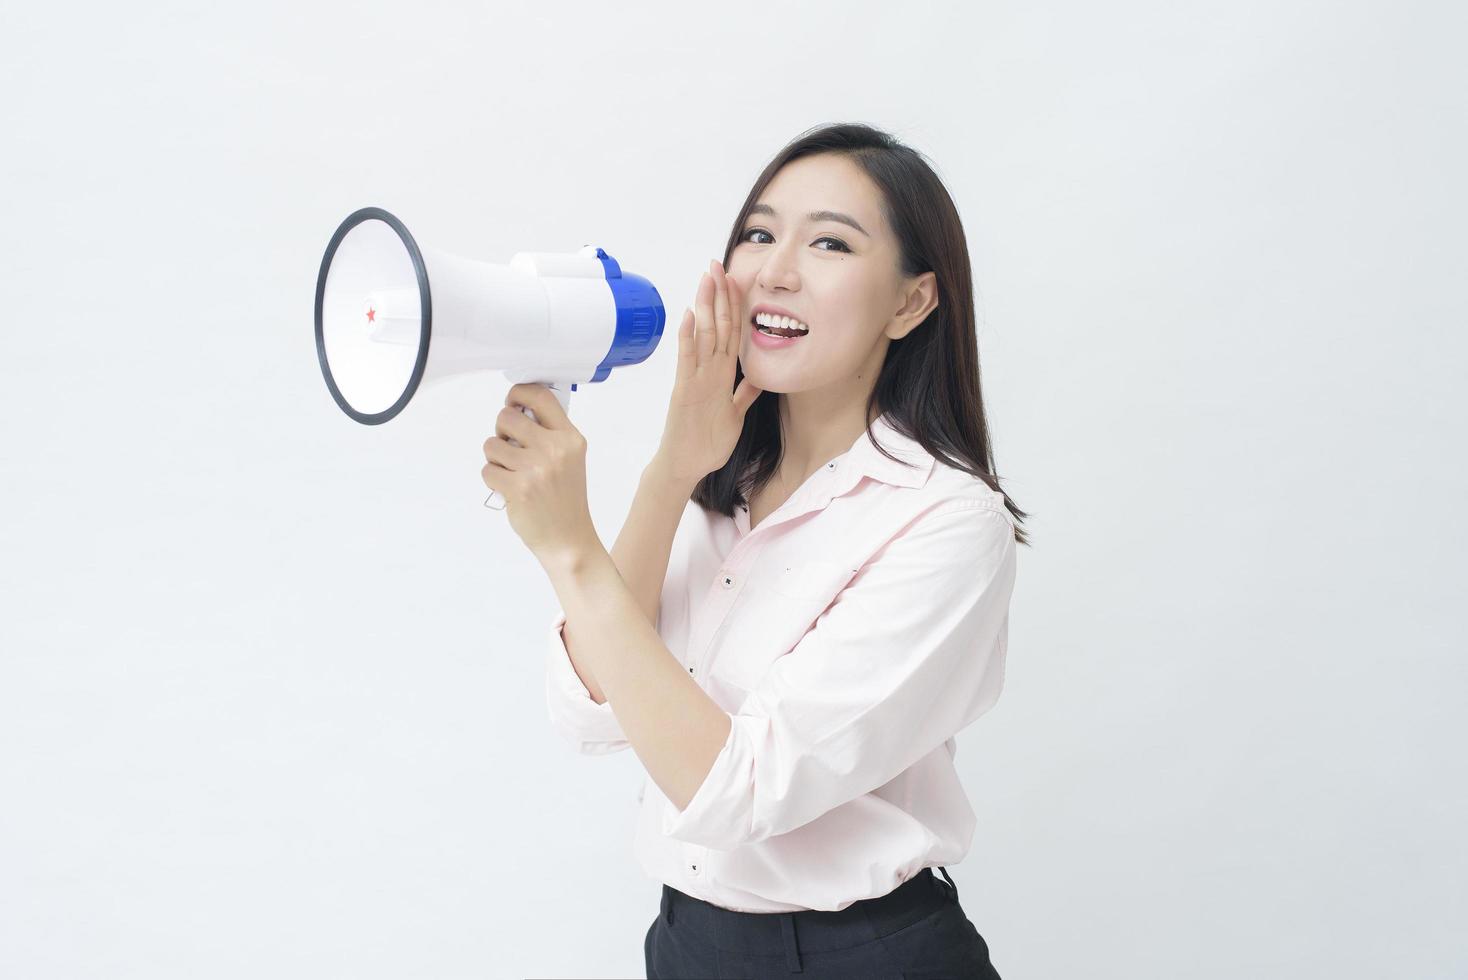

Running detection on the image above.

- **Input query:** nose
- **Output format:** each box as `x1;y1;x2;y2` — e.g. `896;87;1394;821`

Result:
753;237;801;293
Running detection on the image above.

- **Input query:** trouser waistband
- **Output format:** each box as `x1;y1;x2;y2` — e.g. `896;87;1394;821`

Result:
660;866;960;971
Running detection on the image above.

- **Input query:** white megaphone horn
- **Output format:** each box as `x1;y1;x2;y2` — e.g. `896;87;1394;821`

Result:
313;206;666;511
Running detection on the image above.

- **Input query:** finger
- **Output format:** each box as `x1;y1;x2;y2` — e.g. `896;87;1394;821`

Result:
482;438;529;475
507;382;569;430
724;273;742;357
732;373;763;415
494;403;538;450
483;420;527;459
675;306;696;385
481;457;521;499
712;259;730;358
695;270;716;366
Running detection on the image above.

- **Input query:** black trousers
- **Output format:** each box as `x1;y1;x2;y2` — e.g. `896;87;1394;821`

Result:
644;866;1001;978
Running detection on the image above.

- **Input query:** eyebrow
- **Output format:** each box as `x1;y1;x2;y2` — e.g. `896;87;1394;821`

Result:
746;203;870;237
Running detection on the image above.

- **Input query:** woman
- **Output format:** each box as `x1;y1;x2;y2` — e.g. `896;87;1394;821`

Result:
486;122;1028;978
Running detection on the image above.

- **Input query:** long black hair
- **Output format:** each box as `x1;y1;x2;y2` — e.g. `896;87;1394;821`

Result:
692;122;1031;546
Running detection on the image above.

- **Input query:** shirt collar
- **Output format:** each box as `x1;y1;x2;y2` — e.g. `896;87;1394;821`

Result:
843;412;936;489
732;413;935;531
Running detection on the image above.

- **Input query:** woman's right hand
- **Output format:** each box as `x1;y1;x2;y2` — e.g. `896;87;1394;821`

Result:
652;258;764;488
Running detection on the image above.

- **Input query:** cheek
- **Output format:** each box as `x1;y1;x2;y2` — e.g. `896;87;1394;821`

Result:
813;289;869;339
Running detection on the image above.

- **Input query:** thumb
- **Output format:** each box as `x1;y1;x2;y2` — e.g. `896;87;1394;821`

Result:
732;376;763;416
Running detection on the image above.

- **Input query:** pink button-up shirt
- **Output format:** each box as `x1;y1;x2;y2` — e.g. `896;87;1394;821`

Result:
544;412;1018;913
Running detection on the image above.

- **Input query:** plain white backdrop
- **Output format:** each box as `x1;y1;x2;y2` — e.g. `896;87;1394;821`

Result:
2;1;1463;977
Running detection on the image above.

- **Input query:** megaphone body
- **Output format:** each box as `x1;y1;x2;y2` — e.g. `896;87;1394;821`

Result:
314;206;665;509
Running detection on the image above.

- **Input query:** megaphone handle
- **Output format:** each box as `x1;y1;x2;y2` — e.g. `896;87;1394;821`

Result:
484;382;574;510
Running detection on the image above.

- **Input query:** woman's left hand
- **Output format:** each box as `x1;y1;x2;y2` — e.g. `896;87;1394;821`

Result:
481;383;598;571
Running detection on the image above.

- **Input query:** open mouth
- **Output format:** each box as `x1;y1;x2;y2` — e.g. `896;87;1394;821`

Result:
751;313;810;338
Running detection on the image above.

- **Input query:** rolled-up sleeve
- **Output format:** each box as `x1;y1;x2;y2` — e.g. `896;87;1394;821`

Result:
544;609;631;755
661;502;1016;850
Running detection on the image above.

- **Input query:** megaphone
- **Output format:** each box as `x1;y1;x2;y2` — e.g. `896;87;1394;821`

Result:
314;206;665;511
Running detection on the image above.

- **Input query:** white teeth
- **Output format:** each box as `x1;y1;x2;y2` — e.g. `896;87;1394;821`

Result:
754;312;809;333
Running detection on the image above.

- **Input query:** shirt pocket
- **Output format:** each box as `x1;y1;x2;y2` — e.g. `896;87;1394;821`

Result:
768;559;860;600
715;560;860;699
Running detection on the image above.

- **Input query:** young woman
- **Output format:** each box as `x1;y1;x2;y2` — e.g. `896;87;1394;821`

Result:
489;122;1028;978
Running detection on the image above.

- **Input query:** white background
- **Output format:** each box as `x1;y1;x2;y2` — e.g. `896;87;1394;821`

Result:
2;1;1463;977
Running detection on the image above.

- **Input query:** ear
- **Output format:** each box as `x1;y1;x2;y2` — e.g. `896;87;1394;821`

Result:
886;271;939;340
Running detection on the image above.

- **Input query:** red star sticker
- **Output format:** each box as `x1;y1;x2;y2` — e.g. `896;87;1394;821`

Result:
366;307;376;323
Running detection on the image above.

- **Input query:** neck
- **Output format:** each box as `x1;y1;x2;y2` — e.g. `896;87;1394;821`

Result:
773;393;882;488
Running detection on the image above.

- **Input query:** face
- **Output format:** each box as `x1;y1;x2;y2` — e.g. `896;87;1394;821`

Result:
726;152;937;410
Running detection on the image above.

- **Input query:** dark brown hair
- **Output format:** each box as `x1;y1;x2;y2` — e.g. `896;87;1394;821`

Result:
692;122;1031;546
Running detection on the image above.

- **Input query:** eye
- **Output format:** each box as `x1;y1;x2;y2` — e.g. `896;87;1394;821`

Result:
738;227;851;253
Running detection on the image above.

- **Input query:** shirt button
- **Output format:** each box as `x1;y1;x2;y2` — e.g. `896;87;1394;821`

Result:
827;461;835;468
690;862;700;875
721;573;733;589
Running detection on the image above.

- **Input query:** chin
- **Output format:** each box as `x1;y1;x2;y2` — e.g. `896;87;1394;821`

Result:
737;366;809;396
739;370;788;394
738;340;824;395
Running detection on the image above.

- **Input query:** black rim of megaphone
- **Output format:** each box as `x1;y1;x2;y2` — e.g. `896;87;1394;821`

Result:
314;206;432;425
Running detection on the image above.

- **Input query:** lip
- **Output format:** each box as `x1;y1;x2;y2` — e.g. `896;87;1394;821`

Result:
749;325;805;349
